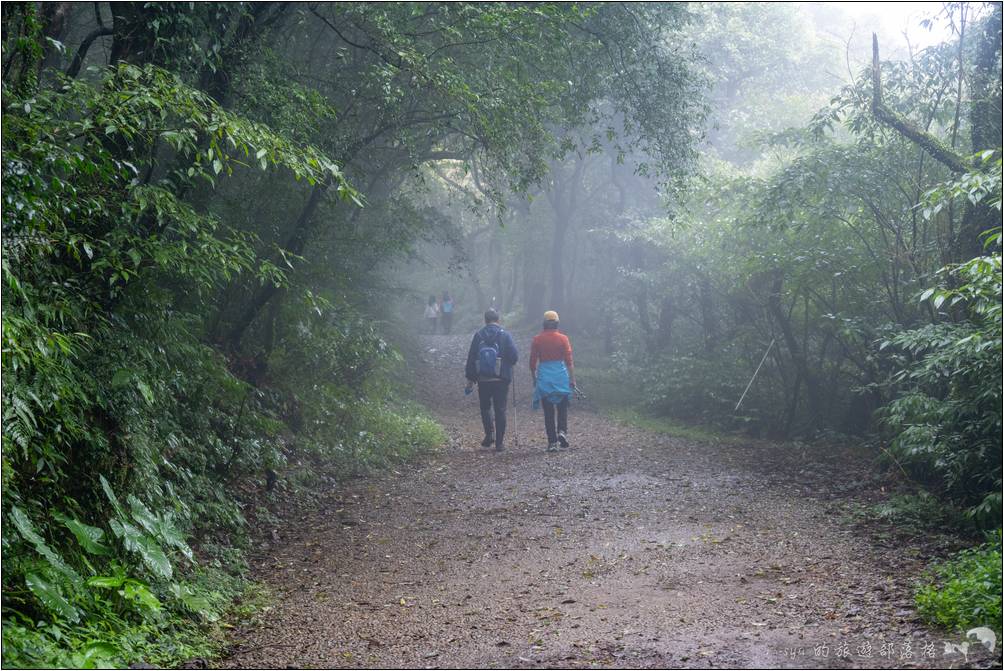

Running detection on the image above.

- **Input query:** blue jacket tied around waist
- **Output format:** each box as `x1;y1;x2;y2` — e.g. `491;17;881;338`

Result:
532;360;571;409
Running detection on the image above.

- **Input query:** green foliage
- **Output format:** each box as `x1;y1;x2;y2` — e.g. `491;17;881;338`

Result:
267;296;444;483
916;530;1003;636
879;251;1002;525
1;39;372;668
610;410;735;445
638;351;750;426
1;3;44;97
574;366;646;414
871;492;973;535
1;568;237;669
588;8;1001;529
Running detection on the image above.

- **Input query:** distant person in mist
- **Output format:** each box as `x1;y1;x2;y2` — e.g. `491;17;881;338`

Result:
440;291;454;334
465;309;519;450
424;295;439;334
530;310;574;452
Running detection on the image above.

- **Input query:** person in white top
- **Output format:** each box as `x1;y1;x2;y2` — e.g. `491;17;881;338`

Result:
424;295;440;333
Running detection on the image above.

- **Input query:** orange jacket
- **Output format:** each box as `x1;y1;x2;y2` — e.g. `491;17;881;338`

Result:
530;329;573;379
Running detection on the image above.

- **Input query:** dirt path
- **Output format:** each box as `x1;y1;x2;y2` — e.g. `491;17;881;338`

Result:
220;334;987;669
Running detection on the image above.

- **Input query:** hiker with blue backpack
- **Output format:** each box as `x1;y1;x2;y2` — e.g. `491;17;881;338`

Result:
530;310;575;452
465;309;519;451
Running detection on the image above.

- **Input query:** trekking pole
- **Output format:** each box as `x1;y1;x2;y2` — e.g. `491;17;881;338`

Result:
734;338;775;412
512;368;518;448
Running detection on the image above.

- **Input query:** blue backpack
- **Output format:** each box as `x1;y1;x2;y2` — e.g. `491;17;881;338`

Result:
477;329;503;378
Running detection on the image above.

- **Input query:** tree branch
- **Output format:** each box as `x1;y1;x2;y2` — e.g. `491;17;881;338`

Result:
870;33;969;174
66;26;113;78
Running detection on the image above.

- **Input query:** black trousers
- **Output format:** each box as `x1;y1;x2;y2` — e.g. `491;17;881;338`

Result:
542;397;568;444
478;380;509;445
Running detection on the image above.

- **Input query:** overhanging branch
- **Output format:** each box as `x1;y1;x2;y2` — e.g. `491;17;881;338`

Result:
871;33;970;174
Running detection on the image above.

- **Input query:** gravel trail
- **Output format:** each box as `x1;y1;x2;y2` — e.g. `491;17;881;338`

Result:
220;333;989;669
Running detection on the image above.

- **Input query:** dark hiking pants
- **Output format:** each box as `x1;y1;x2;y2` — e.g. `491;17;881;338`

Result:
542;397;568;444
478;380;509;446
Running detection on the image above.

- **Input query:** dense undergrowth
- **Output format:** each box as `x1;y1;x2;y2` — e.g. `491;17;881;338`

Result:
916;530;1003;638
0;27;441;669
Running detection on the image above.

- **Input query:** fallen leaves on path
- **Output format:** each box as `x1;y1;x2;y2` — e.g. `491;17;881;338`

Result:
219;334;987;670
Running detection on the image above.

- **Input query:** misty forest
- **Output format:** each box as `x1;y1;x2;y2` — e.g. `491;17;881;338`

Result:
1;2;1001;669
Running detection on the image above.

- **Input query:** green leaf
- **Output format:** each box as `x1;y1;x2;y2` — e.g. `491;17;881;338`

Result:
26;573;80;622
81;642;119;666
110;519;172;579
87;575;126;589
171;583;218;621
111;368;132;387
55;514;111;556
122;580;162;611
9;507;80;580
136;380;155;405
99;475;126;518
128;495;193;561
128;495;160;537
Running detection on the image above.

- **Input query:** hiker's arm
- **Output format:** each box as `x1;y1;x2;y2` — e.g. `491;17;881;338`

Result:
565;337;575;387
506;332;519;365
529;340;538;378
464;335;478;382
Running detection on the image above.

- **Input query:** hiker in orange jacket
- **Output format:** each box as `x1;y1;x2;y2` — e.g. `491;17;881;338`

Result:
529;310;575;452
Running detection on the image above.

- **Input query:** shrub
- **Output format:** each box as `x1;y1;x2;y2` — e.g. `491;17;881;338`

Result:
879;253;1003;526
916;530;1003;637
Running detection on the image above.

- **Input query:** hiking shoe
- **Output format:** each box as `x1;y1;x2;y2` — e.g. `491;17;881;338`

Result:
546;442;558;452
557;431;569;448
481;435;494;448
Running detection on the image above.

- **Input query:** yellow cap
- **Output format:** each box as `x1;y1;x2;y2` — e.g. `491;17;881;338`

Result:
543;310;559;322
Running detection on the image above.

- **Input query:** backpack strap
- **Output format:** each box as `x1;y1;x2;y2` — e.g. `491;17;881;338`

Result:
481;326;502;348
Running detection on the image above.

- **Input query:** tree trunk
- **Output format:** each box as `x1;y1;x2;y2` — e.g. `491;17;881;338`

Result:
550;217;568;315
960;5;1003;259
504;258;519;314
766;270;822;425
655;294;675;351
226;181;330;346
470;271;487;315
698;275;719;352
545;154;586;319
634;286;653;349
